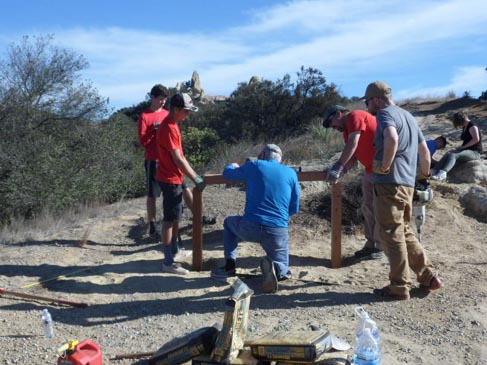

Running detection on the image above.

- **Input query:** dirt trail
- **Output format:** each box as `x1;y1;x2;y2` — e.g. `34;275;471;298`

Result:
0;98;486;364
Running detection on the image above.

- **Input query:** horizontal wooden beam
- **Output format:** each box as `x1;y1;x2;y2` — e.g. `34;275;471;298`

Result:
204;170;326;185
193;169;342;271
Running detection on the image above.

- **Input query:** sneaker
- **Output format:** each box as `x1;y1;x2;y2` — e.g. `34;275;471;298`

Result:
429;276;443;290
420;276;443;291
354;247;385;260
211;267;236;283
174;249;192;259
278;270;293;282
260;257;278;293
162;262;189;275
373;286;410;301
431;170;447;181
202;215;217;225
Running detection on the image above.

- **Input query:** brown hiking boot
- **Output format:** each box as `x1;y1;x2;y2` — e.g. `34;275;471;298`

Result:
373;286;410;301
420;276;443;291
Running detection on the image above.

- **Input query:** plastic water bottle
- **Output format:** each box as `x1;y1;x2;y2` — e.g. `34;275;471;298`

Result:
353;328;381;365
41;309;54;339
354;307;381;364
355;307;381;350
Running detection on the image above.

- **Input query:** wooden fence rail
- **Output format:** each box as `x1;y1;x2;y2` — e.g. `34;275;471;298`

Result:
191;171;342;271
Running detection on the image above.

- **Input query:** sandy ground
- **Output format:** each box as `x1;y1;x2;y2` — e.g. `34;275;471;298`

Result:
0;98;486;365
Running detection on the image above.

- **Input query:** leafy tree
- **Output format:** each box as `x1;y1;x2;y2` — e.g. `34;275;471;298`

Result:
0;35;118;224
204;66;343;143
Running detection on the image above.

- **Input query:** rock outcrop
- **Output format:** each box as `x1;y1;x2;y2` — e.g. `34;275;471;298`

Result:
176;71;205;101
448;159;487;184
460;185;487;222
249;76;260;85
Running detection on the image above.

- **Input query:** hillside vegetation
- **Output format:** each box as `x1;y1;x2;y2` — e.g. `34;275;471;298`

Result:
0;36;348;228
2;35;486;231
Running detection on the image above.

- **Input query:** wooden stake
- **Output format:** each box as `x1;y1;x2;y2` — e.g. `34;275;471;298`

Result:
192;187;203;272
331;183;342;268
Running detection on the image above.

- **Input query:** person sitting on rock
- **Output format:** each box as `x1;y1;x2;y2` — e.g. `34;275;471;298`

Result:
431;111;483;181
426;136;447;167
211;144;300;293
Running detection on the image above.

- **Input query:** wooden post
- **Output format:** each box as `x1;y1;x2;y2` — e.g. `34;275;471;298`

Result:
331;183;342;268
192;187;203;271
192;170;337;270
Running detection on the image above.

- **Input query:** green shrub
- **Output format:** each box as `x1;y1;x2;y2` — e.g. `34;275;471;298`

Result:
181;126;220;171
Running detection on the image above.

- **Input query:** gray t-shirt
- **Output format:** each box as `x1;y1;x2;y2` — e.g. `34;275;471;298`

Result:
373;104;424;187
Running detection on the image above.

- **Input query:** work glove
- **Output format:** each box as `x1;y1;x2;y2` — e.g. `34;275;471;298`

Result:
194;175;206;191
326;162;344;184
372;160;390;175
416;170;431;181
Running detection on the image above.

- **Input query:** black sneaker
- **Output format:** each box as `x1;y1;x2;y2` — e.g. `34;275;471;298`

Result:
202;215;217;225
354;247;385;260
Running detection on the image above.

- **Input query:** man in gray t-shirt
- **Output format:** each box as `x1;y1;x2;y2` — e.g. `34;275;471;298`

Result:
363;81;442;300
373;104;424;187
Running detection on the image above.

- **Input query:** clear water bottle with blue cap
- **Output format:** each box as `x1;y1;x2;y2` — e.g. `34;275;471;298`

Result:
353;327;381;365
355;307;381;350
41;309;54;339
354;307;381;364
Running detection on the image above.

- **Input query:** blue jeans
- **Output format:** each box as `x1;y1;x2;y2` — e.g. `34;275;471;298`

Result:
223;216;289;279
435;149;481;173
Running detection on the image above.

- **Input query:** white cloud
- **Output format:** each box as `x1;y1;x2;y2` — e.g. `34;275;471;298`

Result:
2;0;486;110
397;66;487;99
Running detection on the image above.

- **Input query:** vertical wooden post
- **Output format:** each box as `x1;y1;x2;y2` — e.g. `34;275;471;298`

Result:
192;187;203;271
331;182;342;268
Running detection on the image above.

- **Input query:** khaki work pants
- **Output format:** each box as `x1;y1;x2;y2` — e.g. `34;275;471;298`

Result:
362;172;379;249
374;184;435;296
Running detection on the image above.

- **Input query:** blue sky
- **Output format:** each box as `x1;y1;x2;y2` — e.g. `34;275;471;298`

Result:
1;0;487;112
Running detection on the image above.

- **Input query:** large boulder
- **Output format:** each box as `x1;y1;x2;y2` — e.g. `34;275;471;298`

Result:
460;185;487;222
447;159;487;183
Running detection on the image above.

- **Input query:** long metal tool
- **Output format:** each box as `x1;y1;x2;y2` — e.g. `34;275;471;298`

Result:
21;267;91;289
0;288;88;308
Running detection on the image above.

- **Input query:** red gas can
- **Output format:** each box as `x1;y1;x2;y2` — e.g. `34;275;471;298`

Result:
57;339;102;365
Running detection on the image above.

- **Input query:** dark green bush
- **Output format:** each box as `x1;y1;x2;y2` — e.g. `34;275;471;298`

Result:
0;35;143;225
0;36;351;226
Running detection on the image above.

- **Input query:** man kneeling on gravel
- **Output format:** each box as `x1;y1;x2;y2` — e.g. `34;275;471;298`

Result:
211;144;300;293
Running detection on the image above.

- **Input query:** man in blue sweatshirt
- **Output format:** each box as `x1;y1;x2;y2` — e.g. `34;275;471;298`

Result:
211;144;300;293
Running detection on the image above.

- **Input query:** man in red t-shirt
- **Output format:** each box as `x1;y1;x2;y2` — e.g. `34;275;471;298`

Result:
138;84;169;237
323;105;383;259
156;93;206;274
